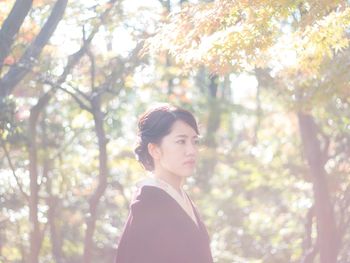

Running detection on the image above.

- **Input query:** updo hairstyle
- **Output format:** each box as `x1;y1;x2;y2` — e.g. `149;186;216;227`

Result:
134;104;199;171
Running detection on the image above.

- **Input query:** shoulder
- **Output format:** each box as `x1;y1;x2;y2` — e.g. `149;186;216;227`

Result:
124;186;172;234
130;185;170;215
134;185;168;202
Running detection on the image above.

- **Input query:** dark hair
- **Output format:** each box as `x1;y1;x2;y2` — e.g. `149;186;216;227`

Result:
134;104;199;171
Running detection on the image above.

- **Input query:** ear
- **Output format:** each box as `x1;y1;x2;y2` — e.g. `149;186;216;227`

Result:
148;143;161;160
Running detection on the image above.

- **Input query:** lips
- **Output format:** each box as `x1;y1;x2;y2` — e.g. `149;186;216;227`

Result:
183;160;196;166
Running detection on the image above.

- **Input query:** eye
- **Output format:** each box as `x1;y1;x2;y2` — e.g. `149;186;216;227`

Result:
193;139;200;145
176;139;186;144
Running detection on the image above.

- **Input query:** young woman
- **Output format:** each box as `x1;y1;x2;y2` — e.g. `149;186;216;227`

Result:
115;104;214;263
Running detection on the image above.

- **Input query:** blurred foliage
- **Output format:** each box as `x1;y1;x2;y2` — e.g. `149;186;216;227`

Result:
0;0;350;263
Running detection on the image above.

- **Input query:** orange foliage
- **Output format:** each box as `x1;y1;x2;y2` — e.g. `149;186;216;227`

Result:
146;0;349;75
3;55;15;65
18;20;40;43
33;0;50;8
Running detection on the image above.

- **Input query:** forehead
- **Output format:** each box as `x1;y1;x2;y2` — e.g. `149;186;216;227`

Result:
168;120;198;136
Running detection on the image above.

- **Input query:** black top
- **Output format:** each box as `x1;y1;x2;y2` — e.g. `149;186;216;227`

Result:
115;185;214;263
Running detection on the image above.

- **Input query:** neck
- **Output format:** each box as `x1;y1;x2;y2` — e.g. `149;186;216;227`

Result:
153;169;184;194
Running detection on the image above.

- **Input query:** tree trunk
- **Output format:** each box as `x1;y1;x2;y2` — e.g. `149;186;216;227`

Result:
28;92;51;263
298;112;338;263
0;0;67;97
41;116;63;263
47;194;63;263
197;75;221;191
0;0;33;68
83;96;108;263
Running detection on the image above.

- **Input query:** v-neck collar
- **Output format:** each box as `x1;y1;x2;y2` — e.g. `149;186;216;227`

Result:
136;177;198;227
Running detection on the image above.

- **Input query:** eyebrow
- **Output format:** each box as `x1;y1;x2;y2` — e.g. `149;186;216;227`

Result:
175;134;199;138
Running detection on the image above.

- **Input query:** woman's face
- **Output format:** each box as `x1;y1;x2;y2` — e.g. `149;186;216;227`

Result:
154;120;199;178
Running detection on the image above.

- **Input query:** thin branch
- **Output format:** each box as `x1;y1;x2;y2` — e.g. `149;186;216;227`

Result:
101;40;145;95
254;78;262;146
86;48;96;90
73;85;91;102
43;80;92;112
56;85;92;112
0;139;29;200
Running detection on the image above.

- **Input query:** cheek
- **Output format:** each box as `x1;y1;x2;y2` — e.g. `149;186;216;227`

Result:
162;145;183;162
165;147;182;161
162;142;181;154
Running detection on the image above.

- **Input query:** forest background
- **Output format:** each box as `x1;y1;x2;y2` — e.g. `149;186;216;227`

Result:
0;0;349;262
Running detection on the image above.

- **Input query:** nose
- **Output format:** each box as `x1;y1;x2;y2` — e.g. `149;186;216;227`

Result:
185;141;198;156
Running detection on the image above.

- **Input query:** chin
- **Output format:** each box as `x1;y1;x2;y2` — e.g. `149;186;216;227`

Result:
178;171;194;178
